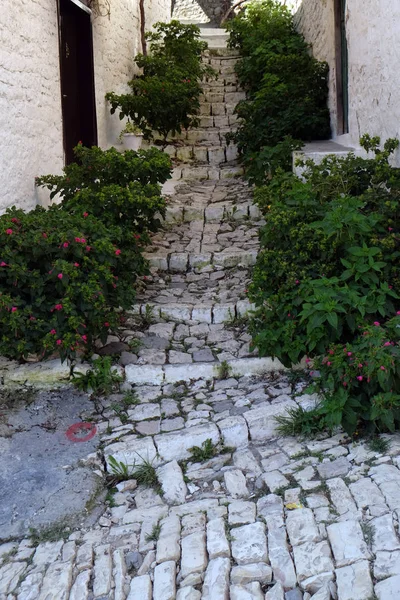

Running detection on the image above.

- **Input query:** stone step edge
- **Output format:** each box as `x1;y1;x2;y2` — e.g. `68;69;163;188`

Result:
144;248;258;272
129;299;255;325
125;356;285;385
160;201;260;224
170;165;244;182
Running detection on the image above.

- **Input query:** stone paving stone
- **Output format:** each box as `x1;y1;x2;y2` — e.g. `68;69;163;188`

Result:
180;531;208;578
286;508;320;546
326;477;359;520
371;512;400;553
228;500;256;525
202;556;231;600
224;469;249;498
335;560;373;600
127;574;152;600
292;540;334;582
370;463;400;511
244;400;297;441
0;561;27;595
375;574;400;599
231;563;273;585
157;460;188;505
207;517;230;559
231;522;268;565
92;545;112;597
349;477;388;515
38;560;73;600
156;515;181;564
316;456;350;479
218;415;249;447
230;582;264;599
267;522;297;589
262;470;290;493
153;561;176;600
327;520;371;567
16;572;43;600
265;582;285;600
176;587;202;600
154;422;220;462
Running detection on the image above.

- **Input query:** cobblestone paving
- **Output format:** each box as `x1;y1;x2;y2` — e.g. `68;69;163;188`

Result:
1;34;399;600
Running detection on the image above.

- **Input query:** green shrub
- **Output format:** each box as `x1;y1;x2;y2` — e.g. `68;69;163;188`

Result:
250;135;400;366
36;144;171;235
106;21;215;143
226;0;330;184
0;206;146;361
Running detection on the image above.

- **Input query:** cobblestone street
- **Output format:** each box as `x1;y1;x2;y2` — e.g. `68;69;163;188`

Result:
1;30;399;600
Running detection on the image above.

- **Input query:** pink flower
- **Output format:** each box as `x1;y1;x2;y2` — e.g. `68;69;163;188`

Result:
81;238;86;244
295;280;300;285
75;237;81;243
5;229;13;235
381;366;386;371
56;339;62;346
384;341;391;346
54;304;63;311
86;246;91;252
50;329;56;335
287;313;291;317
0;262;7;267
329;349;334;355
11;218;19;224
389;227;394;231
357;376;363;381
327;361;331;366
115;249;121;256
347;352;352;356
305;357;311;364
63;242;69;248
42;233;48;238
57;273;63;279
358;363;363;368
30;316;36;321
83;212;88;218
397;311;400;315
81;334;87;342
74;262;80;267
104;322;110;327
343;381;347;387
11;306;17;312
373;321;380;326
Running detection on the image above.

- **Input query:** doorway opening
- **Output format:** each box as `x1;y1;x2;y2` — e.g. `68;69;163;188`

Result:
334;0;349;135
58;0;98;164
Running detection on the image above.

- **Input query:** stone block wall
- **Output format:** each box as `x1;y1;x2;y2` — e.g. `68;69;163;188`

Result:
172;0;232;25
295;0;400;164
0;0;171;214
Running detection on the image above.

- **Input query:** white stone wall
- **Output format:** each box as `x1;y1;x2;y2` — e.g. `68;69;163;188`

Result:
0;0;171;214
295;0;400;163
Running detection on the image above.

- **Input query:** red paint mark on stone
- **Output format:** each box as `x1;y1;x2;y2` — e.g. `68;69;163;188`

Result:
66;422;97;442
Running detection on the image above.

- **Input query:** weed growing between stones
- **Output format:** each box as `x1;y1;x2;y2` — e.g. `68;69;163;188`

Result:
145;521;162;543
189;438;219;462
29;523;71;546
72;357;123;395
367;436;391;454
274;405;327;438
216;360;232;380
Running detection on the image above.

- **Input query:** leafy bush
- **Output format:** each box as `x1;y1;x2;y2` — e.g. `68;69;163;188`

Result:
250;136;400;433
36;144;171;235
226;0;330;184
0;206;146;362
106;21;215;143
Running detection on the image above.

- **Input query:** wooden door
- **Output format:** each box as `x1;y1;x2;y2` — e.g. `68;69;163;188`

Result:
59;0;97;164
334;0;349;135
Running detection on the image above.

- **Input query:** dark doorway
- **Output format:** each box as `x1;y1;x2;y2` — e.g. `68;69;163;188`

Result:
334;0;349;135
58;0;97;164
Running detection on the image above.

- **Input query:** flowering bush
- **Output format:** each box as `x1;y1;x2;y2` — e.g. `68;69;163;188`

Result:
226;0;330;184
313;318;400;434
250;136;400;432
0;206;147;362
106;21;215;143
36;144;171;235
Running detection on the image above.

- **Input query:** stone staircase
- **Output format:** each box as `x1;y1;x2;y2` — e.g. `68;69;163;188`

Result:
124;32;284;386
157;43;244;184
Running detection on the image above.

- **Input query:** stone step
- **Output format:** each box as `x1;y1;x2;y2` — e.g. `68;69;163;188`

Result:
199;27;230;50
144;249;258;273
161;200;260;224
168;144;239;165
203;47;240;58
125;356;284;385
129;298;254;325
171;163;243;182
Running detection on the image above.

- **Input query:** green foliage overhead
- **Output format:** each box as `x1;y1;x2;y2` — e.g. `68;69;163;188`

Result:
226;0;330;184
106;21;215;143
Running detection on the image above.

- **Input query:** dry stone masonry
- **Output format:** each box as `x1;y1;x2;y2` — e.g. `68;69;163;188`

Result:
2;28;400;600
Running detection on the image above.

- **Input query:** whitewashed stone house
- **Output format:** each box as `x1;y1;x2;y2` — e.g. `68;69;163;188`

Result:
0;0;172;213
293;0;400;163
